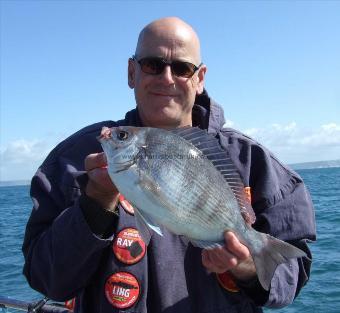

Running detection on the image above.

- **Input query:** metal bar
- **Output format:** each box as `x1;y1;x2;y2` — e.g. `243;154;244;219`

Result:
0;296;71;313
0;296;28;311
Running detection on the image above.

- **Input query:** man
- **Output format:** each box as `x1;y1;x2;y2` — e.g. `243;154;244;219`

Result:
23;17;316;312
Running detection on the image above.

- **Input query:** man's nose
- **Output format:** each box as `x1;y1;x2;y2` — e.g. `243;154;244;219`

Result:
158;65;175;84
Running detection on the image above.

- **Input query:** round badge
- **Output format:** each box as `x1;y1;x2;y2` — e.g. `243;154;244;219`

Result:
113;228;146;265
216;272;240;293
119;194;135;215
105;272;140;309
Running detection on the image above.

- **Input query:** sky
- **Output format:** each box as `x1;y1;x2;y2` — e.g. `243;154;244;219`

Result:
1;0;339;181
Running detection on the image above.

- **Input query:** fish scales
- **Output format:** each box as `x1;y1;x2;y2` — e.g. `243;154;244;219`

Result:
144;131;239;238
132;127;243;240
99;126;307;291
138;135;237;236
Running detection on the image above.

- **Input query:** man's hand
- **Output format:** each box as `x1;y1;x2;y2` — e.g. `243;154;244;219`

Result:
85;152;119;210
201;231;257;282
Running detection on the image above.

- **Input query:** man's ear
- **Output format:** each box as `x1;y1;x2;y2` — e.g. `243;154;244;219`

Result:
196;65;207;95
128;58;136;89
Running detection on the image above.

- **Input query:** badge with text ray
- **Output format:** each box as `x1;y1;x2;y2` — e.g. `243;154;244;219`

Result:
113;228;146;264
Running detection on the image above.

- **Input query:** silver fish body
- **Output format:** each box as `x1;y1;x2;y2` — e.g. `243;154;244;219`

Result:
99;126;306;291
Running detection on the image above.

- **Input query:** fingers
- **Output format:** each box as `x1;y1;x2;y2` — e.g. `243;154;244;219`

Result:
85;153;113;190
201;231;252;274
202;247;237;273
87;167;115;191
224;231;250;261
84;153;119;208
85;153;107;171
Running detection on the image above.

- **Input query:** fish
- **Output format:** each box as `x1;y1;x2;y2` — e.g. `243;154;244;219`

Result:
98;126;306;291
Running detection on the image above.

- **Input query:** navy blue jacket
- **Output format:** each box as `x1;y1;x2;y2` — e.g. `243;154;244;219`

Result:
22;91;316;312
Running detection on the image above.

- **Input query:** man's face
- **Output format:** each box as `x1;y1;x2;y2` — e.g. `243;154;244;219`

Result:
128;30;206;129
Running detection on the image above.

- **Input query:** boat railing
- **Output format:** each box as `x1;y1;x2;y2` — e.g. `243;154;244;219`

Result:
0;296;71;313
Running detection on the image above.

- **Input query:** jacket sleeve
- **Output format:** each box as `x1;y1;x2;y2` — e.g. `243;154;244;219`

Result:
22;122;118;301
254;180;314;308
219;129;316;308
22;167;114;301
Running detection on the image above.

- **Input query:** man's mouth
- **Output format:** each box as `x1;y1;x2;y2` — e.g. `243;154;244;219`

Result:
150;91;177;97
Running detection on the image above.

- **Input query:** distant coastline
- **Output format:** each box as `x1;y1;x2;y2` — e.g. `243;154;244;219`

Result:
0;180;30;187
289;159;340;170
1;160;339;187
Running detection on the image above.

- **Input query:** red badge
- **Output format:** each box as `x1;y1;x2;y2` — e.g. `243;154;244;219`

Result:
105;272;140;309
113;228;146;264
119;194;135;215
216;272;240;293
65;298;75;311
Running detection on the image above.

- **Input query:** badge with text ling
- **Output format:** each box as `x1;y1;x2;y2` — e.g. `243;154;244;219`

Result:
105;272;140;309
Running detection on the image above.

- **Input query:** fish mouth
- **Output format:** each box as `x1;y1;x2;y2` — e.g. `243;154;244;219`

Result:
98;126;112;141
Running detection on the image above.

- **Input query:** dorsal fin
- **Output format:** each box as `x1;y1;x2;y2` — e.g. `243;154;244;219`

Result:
170;127;256;225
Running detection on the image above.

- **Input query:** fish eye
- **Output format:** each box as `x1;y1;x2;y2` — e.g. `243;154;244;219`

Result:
117;130;129;141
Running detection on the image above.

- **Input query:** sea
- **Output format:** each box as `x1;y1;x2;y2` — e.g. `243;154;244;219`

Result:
0;167;339;313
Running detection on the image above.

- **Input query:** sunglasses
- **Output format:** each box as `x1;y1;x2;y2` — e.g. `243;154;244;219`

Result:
132;56;202;78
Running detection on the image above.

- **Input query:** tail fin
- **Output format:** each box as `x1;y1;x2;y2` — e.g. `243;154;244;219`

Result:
252;233;306;291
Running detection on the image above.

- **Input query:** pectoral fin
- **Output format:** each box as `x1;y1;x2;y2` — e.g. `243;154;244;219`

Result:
134;208;163;245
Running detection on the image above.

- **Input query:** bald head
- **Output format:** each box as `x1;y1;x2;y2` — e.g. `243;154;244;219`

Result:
128;17;207;129
135;17;201;65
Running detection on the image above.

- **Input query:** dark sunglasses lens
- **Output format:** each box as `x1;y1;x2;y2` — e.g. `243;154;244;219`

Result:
172;62;196;77
138;58;198;77
139;58;164;74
